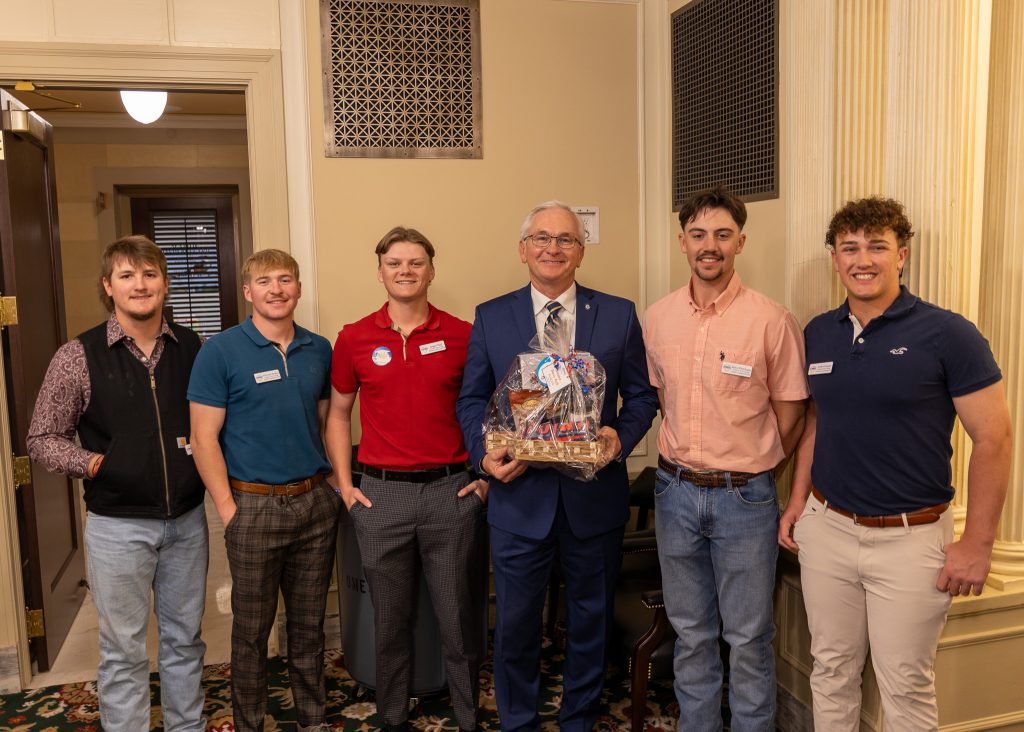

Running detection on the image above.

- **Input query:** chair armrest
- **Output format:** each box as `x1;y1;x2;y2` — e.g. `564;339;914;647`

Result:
640;589;664;610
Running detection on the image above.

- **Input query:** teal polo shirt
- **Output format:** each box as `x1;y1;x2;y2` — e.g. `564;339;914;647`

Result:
187;316;333;484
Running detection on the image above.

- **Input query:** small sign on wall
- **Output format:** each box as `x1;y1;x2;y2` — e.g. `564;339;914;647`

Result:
572;206;600;244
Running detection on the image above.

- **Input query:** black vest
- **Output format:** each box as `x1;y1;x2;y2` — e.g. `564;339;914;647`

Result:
78;322;204;519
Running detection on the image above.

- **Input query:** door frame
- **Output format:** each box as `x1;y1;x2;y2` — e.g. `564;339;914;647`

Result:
0;18;317;688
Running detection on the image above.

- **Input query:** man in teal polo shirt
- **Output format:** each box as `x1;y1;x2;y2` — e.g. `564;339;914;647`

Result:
189;249;339;732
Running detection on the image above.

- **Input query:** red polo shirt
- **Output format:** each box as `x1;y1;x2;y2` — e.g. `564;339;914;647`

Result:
332;302;471;469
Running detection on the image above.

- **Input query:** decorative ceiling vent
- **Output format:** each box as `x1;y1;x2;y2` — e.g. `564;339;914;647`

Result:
671;0;777;206
321;0;482;159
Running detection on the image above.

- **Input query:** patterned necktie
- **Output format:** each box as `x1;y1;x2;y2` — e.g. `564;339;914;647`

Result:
544;300;563;349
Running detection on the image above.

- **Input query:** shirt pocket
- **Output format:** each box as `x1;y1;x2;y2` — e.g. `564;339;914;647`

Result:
651;345;680;386
712;348;758;392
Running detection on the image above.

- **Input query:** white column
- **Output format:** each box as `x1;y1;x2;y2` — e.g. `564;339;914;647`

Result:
980;0;1024;585
881;0;992;520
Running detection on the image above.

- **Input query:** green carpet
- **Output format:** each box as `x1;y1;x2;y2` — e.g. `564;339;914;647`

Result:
0;639;679;731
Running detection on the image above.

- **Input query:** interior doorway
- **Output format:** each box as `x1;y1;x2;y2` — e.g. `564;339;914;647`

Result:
1;84;251;686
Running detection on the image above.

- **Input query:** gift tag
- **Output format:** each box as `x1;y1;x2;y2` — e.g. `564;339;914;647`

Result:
536;357;571;394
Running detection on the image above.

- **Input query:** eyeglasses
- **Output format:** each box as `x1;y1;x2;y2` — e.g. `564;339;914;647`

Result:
524;233;581;249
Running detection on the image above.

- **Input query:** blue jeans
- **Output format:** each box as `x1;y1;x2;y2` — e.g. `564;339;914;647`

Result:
654;467;778;732
85;502;209;732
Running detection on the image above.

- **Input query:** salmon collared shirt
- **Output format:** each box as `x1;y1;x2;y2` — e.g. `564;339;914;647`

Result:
642;273;808;473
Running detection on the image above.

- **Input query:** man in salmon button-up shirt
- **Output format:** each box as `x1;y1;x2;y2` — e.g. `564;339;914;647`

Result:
643;185;808;731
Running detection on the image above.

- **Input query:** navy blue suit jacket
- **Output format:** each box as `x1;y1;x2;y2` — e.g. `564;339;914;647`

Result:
457;284;658;541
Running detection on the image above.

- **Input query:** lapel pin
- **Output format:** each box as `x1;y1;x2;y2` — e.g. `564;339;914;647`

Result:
585;304;591;310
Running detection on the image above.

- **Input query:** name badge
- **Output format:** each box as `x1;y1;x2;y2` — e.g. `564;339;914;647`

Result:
254;369;282;384
419;340;446;355
808;362;833;376
721;361;753;378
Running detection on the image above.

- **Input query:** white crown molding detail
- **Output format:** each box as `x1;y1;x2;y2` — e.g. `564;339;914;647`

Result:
37;111;246;130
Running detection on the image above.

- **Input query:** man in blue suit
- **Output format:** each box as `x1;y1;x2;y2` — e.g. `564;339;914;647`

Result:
457;201;658;731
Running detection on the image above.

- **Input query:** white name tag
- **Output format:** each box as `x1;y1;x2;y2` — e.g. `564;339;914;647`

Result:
419;340;446;355
808;362;834;376
254;369;282;384
721;361;753;378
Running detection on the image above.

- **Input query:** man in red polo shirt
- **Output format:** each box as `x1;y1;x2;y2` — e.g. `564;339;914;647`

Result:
324;226;487;732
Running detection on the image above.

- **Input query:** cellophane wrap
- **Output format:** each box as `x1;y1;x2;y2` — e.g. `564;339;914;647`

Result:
482;317;607;481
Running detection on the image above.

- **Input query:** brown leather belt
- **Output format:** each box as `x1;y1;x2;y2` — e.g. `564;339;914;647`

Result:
657;456;756;488
229;473;325;497
362;462;468;484
811;486;948;528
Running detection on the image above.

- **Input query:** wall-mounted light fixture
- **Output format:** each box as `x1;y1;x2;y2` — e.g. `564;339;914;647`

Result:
119;90;167;124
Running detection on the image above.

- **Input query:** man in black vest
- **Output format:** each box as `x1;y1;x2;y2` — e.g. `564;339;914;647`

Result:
27;236;208;732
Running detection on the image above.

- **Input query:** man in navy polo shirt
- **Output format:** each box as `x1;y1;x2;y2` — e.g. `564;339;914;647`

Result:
325;226;486;732
189;249;338;732
779;197;1012;730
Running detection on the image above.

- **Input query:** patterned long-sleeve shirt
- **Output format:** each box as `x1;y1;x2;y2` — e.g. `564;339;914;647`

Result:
27;314;178;478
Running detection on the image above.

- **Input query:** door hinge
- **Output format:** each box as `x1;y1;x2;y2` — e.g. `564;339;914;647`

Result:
0;296;17;327
25;608;44;639
12;455;31;487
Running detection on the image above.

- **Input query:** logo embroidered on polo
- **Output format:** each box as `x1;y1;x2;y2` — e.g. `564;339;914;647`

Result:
890;347;908;355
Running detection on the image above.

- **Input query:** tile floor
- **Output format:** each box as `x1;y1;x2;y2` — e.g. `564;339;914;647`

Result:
26;495;261;689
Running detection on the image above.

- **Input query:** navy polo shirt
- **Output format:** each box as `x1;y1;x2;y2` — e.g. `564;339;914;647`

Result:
805;287;1001;515
187;316;333;484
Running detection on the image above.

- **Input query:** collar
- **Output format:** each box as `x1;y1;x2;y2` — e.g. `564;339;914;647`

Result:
531;283;577;317
834;285;918;322
687;271;742;315
240;315;312;350
106;312;176;347
372;301;441;332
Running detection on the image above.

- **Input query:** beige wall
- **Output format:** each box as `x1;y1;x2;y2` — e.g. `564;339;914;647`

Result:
307;0;642;336
52;128;252;338
662;0;789;309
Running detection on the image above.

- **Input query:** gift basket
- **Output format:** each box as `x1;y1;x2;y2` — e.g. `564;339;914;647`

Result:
482;317;607;481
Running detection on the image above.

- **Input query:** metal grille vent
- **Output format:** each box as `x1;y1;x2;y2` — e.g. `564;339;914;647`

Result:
321;0;482;158
671;0;777;206
152;212;223;336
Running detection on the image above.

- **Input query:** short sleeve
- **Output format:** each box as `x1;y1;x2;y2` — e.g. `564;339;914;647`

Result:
641;311;664;389
331;329;359;394
766;309;809;401
318;338;333;401
186;339;230;407
940;315;1001;397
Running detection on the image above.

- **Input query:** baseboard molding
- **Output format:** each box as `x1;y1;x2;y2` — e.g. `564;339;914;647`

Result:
0;643;20;694
777;684;813;732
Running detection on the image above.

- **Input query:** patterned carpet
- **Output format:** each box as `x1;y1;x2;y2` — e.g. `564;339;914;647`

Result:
0;639;680;731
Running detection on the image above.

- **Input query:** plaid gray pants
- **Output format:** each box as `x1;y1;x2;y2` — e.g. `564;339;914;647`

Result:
225;479;341;731
350;471;487;729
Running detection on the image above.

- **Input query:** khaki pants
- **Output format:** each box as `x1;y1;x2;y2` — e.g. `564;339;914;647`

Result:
793;493;953;731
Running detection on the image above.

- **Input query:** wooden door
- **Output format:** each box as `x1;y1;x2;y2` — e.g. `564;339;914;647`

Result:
0;90;85;672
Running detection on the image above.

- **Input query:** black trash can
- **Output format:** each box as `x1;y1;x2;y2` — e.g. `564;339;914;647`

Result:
336;505;448;694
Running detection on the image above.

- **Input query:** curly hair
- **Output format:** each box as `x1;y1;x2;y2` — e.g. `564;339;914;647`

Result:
825;197;915;250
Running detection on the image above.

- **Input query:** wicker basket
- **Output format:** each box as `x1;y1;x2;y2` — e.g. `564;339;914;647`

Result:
485;432;602;463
